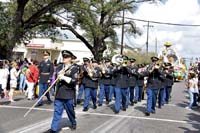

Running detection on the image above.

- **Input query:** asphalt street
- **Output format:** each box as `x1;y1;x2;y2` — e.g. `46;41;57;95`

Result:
0;81;200;133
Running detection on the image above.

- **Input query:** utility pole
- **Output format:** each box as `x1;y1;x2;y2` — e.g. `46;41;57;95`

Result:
155;37;157;54
144;21;153;54
120;2;125;55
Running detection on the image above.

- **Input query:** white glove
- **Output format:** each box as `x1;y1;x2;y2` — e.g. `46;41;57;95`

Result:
58;74;72;83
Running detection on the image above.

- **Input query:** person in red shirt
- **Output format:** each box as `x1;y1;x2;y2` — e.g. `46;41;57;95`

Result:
25;60;39;100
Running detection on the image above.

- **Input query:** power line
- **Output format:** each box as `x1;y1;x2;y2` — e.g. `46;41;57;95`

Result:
117;16;200;27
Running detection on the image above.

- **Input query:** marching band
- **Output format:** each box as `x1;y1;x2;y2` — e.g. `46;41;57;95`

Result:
33;50;175;132
72;54;175;115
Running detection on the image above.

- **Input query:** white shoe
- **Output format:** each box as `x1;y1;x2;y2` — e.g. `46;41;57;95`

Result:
10;99;16;102
185;106;191;110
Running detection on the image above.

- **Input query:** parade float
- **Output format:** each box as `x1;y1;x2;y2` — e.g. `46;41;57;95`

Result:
158;42;186;81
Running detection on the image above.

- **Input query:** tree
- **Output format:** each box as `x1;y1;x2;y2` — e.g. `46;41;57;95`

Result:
60;0;142;61
0;0;154;60
0;0;73;59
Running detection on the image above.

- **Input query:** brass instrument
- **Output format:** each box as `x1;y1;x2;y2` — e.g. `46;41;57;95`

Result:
100;61;111;78
111;54;123;65
146;63;155;73
85;62;99;80
146;58;163;73
77;65;84;83
122;59;129;67
111;54;129;66
100;61;106;74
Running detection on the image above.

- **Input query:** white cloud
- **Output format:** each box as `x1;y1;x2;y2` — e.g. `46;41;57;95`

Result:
0;0;10;2
124;0;200;59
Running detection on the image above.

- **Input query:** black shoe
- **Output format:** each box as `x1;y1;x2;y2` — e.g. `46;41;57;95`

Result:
36;103;43;107
130;102;134;106
151;111;156;114
28;98;34;100
71;124;77;130
47;129;56;133
98;104;102;106
114;111;119;114
134;101;137;104
122;108;126;111
83;108;88;112
145;112;150;116
93;105;97;109
158;105;161;109
47;100;52;105
77;100;81;105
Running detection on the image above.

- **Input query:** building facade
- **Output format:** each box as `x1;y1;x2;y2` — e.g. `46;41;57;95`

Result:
13;38;93;63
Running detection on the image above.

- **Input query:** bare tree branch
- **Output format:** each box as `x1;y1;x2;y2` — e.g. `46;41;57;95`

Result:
60;24;93;50
25;21;58;29
24;0;73;29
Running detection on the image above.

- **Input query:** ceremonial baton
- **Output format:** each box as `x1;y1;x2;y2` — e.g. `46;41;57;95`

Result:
23;78;59;117
24;61;79;117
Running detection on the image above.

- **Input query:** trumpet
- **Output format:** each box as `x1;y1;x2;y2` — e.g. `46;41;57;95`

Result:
147;61;163;73
100;61;107;74
85;63;99;80
100;61;112;78
122;60;129;66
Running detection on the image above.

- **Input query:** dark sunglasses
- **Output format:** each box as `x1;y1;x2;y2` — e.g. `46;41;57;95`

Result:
63;55;71;58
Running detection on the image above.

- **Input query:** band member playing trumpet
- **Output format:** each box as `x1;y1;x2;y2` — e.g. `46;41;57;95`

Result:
82;58;101;111
113;55;130;113
50;50;79;132
164;63;174;104
145;56;163;116
134;63;146;104
76;57;90;105
127;58;138;106
157;62;172;108
98;58;113;106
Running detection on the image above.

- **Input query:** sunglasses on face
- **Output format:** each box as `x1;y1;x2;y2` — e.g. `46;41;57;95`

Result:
63;55;71;58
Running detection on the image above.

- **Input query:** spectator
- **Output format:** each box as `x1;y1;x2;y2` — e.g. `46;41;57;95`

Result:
19;63;28;94
9;61;20;102
25;60;39;100
185;72;198;109
0;61;10;99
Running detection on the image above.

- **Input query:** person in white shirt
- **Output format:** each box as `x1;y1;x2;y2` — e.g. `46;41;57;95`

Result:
0;61;9;99
186;72;198;109
9;61;20;102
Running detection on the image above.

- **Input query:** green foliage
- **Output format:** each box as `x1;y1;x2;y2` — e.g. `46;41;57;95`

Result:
0;0;154;60
66;0;139;45
125;50;157;64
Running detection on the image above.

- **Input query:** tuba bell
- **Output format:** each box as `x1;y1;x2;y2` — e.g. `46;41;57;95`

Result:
111;54;123;65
